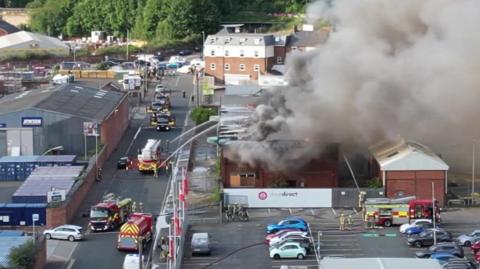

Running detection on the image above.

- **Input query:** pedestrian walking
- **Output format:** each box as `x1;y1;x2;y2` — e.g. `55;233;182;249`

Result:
191;94;195;103
182;90;186;98
339;213;346;231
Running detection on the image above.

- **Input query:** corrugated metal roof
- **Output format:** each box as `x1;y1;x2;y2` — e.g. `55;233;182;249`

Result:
13;177;75;197
369;138;449;171
0;236;31;267
0;31;68;50
225;85;262;96
30;166;83;177
0;155;39;162
36;155;76;163
0;84;126;121
320;258;443;269
0;20;20;35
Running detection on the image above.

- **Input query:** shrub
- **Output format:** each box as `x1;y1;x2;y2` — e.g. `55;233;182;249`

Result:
366;177;383;188
190;107;218;125
7;239;36;269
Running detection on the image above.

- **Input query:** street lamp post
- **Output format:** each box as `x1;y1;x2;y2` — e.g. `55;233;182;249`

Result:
41;146;64;156
473;141;476;196
432;182;437;245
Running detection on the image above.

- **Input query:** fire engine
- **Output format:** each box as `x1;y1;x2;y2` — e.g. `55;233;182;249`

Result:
364;196;440;227
138;139;164;173
117;213;153;251
89;193;133;232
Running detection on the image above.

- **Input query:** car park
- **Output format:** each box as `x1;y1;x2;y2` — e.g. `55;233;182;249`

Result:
407;229;452;248
266;218;308;234
43;224;84;242
456;230;480;247
117;157;130;169
179;49;192;56
269;242;306;260
415;242;464;258
399;219;432;234
270;235;314;253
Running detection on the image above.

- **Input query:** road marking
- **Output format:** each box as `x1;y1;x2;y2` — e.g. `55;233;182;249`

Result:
272;265;319;268
175;76;180;86
124;126;142;156
331;208;337;217
66;258;76;269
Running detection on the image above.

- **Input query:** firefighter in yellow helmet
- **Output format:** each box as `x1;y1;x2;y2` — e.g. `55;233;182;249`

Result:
339;212;346;231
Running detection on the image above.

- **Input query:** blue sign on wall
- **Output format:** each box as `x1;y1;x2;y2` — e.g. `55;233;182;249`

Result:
0;123;6;128
21;117;43;127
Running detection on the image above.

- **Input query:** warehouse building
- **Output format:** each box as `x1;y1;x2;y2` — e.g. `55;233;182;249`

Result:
369;138;449;206
0;84;128;158
0;31;69;57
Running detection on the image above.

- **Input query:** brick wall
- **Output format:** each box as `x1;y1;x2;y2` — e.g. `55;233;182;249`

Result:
46;147;109;228
100;95;129;156
34;237;46;269
205;56;276;83
0;29;8;37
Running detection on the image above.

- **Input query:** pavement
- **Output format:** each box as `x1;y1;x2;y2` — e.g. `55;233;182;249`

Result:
45;73;195;269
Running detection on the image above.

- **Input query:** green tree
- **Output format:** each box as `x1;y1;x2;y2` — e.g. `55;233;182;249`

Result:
28;0;75;36
190;107;217;125
7;239;36;269
160;0;220;39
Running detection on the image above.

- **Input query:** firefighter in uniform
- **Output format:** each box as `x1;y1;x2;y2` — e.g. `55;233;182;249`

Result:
138;202;144;213
347;214;353;230
132;202;137;213
339;212;346;231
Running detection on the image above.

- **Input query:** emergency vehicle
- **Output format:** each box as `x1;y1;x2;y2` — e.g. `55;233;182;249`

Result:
364;196;440;227
137;139;163;173
117;213;153;251
89;193;133;232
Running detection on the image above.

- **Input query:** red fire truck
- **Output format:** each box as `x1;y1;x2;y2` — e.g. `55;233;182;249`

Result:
364;196;440;227
89;194;133;232
117;213;154;251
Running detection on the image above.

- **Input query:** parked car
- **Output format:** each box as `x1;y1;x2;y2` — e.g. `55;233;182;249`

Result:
470;239;480;254
456;230;480;247
399;219;432;234
406;222;442;235
266;218;308;234
123;253;141;269
117;157;130;169
269;232;310;246
407;229;452;248
265;229;304;242
430;252;458;265
415;242;464;258
269;242;306;260
442;258;476;269
43;225;84;242
270;235;314;253
179;49;192;56
191;233;211;255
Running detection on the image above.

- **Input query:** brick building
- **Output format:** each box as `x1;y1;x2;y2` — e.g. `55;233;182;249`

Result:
369;139;449;206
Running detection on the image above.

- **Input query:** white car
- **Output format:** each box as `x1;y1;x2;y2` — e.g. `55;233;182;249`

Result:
155;84;165;93
269;231;309;246
399;219;432;233
123;254;142;269
269;242;306;260
43;224;84;242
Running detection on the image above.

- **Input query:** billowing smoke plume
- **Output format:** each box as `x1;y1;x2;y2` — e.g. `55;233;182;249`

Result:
227;0;480;172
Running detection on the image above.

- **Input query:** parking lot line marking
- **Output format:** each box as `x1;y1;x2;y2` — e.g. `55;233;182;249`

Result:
331;208;337;217
272;266;319;268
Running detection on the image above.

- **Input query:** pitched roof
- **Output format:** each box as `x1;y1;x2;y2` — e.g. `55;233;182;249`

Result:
287;30;329;48
369;138;449;171
206;33;276;46
0;31;68;50
0;19;20;35
0;84;126;121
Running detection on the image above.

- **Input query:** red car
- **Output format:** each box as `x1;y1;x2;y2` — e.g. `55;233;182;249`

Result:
265;229;306;243
471;241;480;254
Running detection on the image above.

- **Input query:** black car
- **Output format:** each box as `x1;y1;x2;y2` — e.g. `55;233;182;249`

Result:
416;242;464;258
117;157;130;169
179;49;192;56
270;235;314;253
408;229;453;248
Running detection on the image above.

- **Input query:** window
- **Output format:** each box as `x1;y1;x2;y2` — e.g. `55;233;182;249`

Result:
254;64;260;71
239;64;245;71
254;50;259;57
240;50;244;57
224;63;230;70
210;50;215;56
210;63;216;70
277;56;283;64
225;50;229;56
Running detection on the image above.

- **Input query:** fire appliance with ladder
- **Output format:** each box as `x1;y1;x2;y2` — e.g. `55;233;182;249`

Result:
137;139;164;173
364;196;440;227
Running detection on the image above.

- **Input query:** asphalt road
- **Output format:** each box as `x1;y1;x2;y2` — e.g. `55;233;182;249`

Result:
45;73;194;269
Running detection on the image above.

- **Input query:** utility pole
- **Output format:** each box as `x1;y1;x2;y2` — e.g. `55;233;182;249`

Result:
139;236;143;269
432;182;436;246
473;141;476;196
195;71;200;106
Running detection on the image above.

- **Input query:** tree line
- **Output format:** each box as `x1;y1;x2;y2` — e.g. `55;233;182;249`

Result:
2;0;308;41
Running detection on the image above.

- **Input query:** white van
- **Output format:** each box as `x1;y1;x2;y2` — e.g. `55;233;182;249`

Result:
123;254;140;269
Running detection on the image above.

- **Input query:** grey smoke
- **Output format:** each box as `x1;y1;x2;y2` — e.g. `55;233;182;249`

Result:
227;0;480;173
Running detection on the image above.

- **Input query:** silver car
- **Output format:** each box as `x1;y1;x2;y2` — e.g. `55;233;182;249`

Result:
456;229;480;247
43;224;84;242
